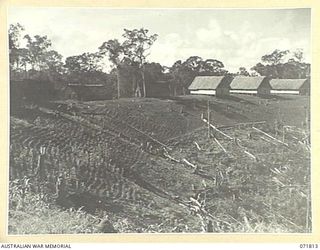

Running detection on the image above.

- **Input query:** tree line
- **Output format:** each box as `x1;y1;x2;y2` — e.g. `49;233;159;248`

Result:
9;23;310;99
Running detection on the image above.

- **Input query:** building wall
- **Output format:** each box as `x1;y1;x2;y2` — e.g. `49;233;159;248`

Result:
300;88;309;95
271;90;300;95
216;88;229;96
257;86;271;95
190;89;216;95
300;81;310;95
230;90;257;94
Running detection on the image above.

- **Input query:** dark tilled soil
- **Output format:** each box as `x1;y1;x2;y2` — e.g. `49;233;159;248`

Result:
9;94;311;233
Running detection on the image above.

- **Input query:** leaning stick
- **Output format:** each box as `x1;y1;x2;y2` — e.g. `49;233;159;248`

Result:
202;118;233;140
217;121;266;129
244;150;257;161
163;150;180;163
252;127;289;147
213;137;227;153
194;141;202;151
190;197;202;207
260;136;278;146
182;158;197;170
125;121;171;150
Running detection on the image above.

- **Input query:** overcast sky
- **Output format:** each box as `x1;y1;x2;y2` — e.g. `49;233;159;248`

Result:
8;8;311;73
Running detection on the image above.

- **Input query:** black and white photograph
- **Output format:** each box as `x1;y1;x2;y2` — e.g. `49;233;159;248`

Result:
7;7;311;235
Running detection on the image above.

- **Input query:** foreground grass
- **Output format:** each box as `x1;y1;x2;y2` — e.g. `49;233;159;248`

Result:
8;179;297;234
8;181;98;234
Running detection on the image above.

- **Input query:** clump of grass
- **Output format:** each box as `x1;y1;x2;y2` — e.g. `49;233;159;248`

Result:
8;179;99;234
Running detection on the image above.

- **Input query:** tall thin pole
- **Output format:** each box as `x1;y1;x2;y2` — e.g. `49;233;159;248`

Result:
306;193;310;232
305;105;309;131
116;66;120;99
142;64;146;98
207;100;210;138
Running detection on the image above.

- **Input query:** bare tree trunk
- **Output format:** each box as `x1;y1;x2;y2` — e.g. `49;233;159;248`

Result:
137;85;142;97
141;66;146;98
132;73;136;97
116;66;120;99
16;57;20;70
133;72;142;97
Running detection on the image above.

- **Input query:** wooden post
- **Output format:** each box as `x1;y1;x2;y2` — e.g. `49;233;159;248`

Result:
282;126;285;159
203;118;233;140
306;192;310;232
305;106;309;131
9;145;15;180
207;100;210;138
38;146;46;181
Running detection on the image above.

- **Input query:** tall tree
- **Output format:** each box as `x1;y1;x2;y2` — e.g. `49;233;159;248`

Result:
292;48;304;63
261;49;289;65
64;52;106;84
9;23;25;70
99;39;125;98
9;24;63;80
169;59;195;95
43;50;64;74
99;28;158;98
183;56;203;72
65;52;102;73
237;67;250;76
23;34;52;70
251;49;310;79
9;23;24;50
121;28;158;97
144;62;164;83
169;56;227;95
199;59;226;75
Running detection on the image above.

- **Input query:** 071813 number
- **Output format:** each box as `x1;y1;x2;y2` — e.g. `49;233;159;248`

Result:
300;244;319;248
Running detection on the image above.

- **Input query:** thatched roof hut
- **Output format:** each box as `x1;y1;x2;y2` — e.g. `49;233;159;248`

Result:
188;76;230;96
230;76;271;95
270;79;310;95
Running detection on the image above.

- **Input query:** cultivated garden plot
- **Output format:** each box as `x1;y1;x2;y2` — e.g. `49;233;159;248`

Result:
8;96;311;233
164;122;310;233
